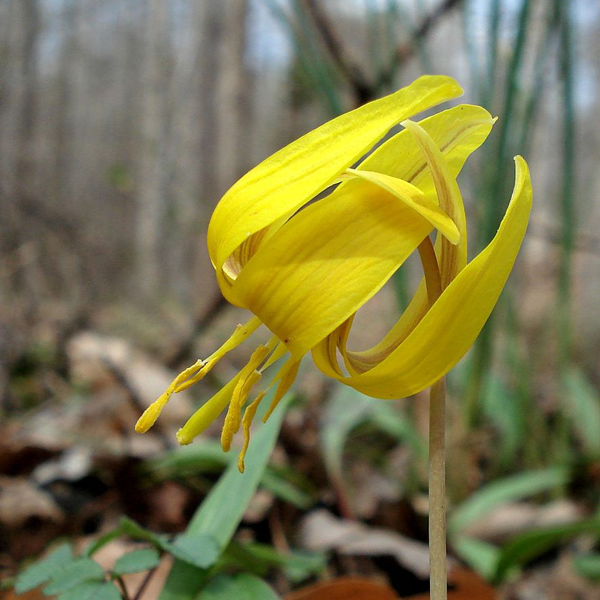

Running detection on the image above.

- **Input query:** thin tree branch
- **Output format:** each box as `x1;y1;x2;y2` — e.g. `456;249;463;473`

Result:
375;0;463;91
301;0;372;105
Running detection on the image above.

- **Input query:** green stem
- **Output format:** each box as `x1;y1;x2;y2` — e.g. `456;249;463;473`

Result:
556;0;575;368
429;378;447;600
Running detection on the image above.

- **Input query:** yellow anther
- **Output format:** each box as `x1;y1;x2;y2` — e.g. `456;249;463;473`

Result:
237;391;267;473
136;316;262;435
221;344;271;452
222;369;262;452
135;359;203;433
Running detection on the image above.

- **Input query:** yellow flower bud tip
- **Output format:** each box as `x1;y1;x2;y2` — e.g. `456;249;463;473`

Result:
176;428;193;445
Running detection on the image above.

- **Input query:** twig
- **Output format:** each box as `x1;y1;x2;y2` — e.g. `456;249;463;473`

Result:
133;565;159;600
116;576;132;600
375;0;463;91
163;292;229;368
301;0;372;105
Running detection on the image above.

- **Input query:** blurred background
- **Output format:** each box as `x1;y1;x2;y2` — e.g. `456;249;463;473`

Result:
1;1;600;599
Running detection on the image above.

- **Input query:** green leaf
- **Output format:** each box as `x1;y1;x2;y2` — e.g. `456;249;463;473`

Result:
563;368;600;457
118;517;219;569
15;543;74;593
222;541;327;583
112;548;161;576
320;385;374;480
452;536;500;581
43;558;105;595
572;553;600;581
84;529;123;558
57;581;121;600
167;535;220;569
449;467;570;534
369;402;426;457
261;469;314;510
494;518;600;583
158;394;293;600
480;372;524;466
151;442;314;510
197;573;281;600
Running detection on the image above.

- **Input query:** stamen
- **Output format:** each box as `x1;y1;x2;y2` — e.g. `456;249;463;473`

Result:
176;335;279;446
263;357;301;422
221;339;276;452
174;316;262;393
222;369;262;452
135;359;203;433
237;391;267;473
135;316;261;434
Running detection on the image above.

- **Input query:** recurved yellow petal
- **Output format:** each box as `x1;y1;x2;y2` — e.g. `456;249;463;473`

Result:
402;118;467;284
346;169;460;244
354;104;495;201
233;179;433;358
313;157;532;398
314;107;496;378
208;75;462;304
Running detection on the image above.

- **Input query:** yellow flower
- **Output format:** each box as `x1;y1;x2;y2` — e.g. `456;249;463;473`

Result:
136;75;532;471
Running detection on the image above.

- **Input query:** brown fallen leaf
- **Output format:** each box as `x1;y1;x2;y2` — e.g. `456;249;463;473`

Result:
285;577;400;600
300;509;454;579
406;568;496;599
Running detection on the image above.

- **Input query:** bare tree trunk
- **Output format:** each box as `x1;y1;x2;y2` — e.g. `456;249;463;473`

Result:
136;0;169;300
163;0;208;302
0;0;41;308
217;0;251;193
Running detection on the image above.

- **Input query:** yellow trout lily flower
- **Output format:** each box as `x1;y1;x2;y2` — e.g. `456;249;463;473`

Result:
136;75;532;472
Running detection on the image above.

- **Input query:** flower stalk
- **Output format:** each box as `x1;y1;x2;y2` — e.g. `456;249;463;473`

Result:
429;378;447;600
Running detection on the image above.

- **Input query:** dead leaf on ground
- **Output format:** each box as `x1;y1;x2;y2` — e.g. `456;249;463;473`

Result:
285;577;400;600
463;500;584;543
0;476;64;559
67;331;193;420
300;509;450;579
407;568;496;599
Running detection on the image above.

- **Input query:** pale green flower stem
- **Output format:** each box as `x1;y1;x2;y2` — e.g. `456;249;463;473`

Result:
429;377;447;600
417;236;448;599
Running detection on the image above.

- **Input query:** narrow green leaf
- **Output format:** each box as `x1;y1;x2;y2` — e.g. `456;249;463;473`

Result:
112;548;160;576
158;394;293;600
563;368;600;457
572;553;600;581
118;516;170;547
15;543;74;594
452;536;500;581
320;384;374;480
152;441;314;509
84;529;123;558
168;535;220;569
494;519;600;583
449;467;570;534
197;573;281;600
118;517;219;569
57;581;121;600
261;469;314;510
223;541;327;583
43;558;105;595
480;372;524;465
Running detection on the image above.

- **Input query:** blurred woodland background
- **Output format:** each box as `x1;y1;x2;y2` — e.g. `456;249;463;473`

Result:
1;1;600;599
